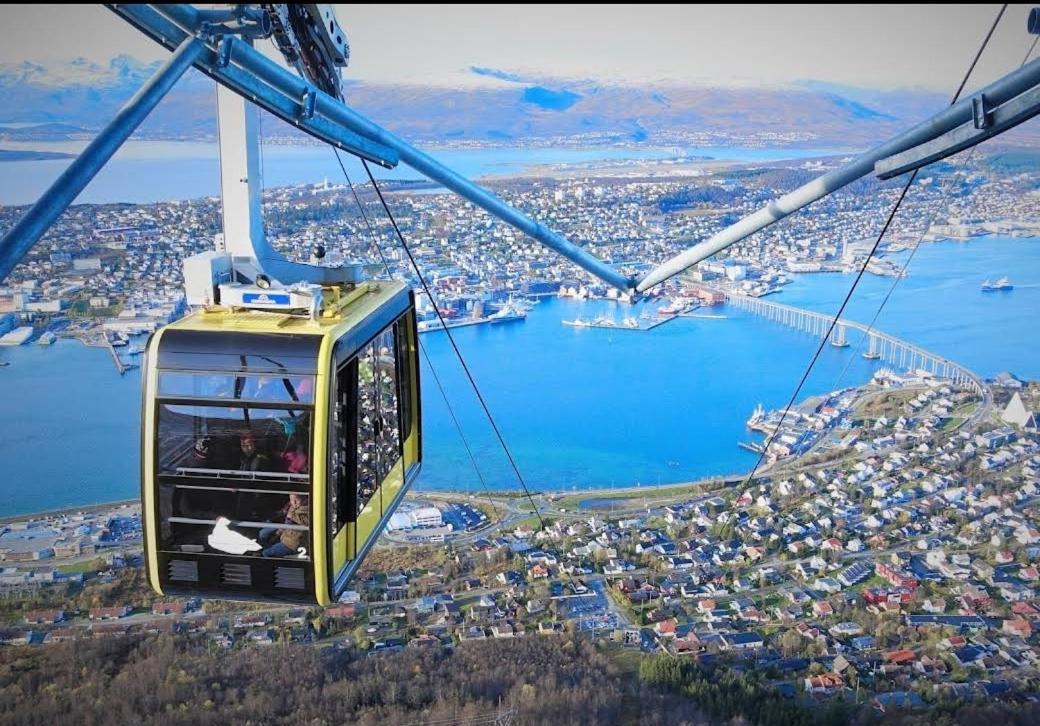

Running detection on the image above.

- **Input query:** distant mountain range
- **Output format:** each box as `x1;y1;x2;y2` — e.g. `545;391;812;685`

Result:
1;56;1028;149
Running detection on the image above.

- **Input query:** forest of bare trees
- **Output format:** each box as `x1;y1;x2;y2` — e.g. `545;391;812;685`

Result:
3;634;1040;725
0;634;621;725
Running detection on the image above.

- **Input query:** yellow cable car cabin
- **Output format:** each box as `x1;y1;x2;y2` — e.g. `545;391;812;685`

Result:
141;281;420;605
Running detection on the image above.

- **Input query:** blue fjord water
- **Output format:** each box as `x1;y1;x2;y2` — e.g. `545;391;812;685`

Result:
0;234;1035;516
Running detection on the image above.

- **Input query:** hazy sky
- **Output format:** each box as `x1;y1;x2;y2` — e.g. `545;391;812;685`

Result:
0;4;1036;92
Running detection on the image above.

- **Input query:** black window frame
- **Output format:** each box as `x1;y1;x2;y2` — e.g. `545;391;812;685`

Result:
327;315;410;533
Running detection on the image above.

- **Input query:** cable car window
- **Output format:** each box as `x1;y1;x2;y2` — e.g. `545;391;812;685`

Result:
159;372;315;403
330;359;356;534
356;327;401;516
157;403;311;477
158;487;310;560
396;318;413;442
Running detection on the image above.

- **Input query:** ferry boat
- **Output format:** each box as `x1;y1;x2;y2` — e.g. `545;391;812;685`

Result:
488;302;527;324
658;300;682;316
981;277;1013;291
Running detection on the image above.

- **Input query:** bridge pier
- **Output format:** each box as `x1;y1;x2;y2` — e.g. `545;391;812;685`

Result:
724;292;984;395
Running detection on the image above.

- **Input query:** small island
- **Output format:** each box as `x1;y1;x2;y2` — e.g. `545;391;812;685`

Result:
0;149;76;162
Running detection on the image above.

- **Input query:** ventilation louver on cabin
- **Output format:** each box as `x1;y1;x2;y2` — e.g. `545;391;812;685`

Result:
168;559;199;583
221;563;252;586
275;566;306;590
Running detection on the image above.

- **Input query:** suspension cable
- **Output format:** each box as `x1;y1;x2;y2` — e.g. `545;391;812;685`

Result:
829;5;1027;394
740;4;1007;489
360;159;552;535
332;149;500;519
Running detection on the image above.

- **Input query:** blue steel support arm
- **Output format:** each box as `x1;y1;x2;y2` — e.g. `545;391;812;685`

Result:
635;56;1040;292
0;35;206;284
219;34;635;291
108;4;399;168
122;3;636;292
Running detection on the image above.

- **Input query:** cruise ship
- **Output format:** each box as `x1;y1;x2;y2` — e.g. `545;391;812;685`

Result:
487;302;527;324
981;277;1013;291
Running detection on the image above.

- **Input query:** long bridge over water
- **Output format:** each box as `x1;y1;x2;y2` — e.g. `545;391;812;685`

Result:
725;293;985;395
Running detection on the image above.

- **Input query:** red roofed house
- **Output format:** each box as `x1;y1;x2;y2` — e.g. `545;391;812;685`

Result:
152;601;185;616
24;610;65;625
1011;601;1040;618
326;603;358;619
812;601;834;617
90;606;131;621
885;649;917;665
804;673;845;695
1003;618;1032;637
875;561;918;590
655;618;678;637
675;628;701;653
960;585;991;610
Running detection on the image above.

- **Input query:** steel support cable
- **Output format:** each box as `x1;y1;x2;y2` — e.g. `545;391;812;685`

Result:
332;149;501;519
739;4;1008;490
829;6;1030;396
359;159;554;538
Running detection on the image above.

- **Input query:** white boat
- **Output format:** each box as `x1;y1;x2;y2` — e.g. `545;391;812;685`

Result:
981;277;1012;291
488;302;527;324
37;331;56;346
593;316;616;327
562;318;591;328
623;317;639;329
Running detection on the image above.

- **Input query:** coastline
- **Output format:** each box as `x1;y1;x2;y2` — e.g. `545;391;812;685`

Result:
0;498;138;525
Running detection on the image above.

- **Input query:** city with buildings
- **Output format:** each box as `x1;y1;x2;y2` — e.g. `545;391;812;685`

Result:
0;364;1038;715
2;151;1039;355
0;145;1039;720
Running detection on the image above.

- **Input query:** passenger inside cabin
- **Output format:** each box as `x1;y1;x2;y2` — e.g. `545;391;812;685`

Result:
238;432;269;472
281;443;309;474
191;437;211;468
259;493;309;558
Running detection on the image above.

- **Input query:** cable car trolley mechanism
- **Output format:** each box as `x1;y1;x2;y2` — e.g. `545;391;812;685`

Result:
1;4;1039;604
